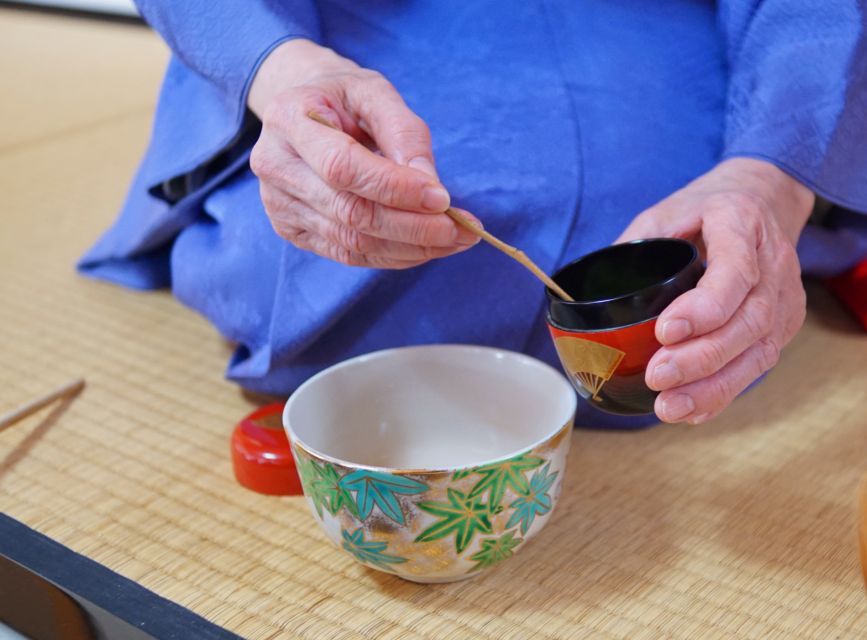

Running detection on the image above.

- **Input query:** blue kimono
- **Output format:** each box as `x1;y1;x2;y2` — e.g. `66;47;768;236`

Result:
79;1;867;428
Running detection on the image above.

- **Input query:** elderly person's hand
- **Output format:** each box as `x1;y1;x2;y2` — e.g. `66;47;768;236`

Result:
617;158;815;424
248;39;479;268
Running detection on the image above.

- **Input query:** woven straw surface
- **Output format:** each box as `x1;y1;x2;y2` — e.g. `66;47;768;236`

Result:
1;10;866;639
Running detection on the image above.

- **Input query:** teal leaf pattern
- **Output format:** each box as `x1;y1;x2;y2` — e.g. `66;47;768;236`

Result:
469;531;523;570
339;470;428;524
415;488;494;553
341;528;407;570
298;443;564;574
505;463;558;534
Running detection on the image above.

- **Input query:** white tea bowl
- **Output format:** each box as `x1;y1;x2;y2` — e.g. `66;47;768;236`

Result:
283;345;576;583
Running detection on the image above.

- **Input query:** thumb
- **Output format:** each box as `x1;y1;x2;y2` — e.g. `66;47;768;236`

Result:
616;198;693;244
616;210;667;243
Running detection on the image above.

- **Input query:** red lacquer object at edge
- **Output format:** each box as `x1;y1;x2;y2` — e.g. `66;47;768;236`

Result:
231;403;303;496
826;258;867;332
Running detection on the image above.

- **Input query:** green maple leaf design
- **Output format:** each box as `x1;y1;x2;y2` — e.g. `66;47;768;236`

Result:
415;488;494;553
341;528;407;570
469;531;523;570
296;453;316;488
467;453;545;511
505;463;558;534
312;463;359;518
297;457;331;518
339;470;428;524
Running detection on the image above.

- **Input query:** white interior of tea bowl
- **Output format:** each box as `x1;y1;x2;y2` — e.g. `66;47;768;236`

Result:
283;345;576;470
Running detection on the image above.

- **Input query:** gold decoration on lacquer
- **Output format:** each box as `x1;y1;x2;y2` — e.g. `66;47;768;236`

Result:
554;336;626;400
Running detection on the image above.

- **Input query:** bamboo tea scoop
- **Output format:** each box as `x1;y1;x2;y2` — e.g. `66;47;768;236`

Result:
441;207;574;301
0;378;85;433
306;111;574;301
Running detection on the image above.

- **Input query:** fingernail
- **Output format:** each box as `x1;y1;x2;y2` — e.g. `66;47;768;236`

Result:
651;361;683;389
661;319;693;344
408;156;437;178
660;393;695;422
422;184;450;212
689;413;711;425
454;227;480;246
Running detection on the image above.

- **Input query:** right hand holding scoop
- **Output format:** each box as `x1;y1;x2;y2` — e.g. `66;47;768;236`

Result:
248;39;479;269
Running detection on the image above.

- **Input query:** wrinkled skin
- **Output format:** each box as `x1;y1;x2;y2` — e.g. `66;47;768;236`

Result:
249;39;479;270
617;157;813;423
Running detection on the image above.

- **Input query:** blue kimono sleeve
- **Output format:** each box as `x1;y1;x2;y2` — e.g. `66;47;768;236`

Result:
718;0;867;212
135;1;320;104
132;0;321;190
78;2;320;286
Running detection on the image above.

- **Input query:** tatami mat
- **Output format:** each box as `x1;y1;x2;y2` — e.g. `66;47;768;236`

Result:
1;9;866;639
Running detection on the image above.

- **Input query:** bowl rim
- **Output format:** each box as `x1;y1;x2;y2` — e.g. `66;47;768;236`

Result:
282;344;577;475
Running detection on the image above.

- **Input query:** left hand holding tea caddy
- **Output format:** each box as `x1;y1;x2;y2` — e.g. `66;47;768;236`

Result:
617;157;814;424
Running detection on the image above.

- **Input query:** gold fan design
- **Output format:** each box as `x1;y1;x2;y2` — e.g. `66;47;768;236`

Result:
554;336;626;400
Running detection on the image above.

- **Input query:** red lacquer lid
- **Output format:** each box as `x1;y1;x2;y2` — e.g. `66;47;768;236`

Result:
231;403;303;496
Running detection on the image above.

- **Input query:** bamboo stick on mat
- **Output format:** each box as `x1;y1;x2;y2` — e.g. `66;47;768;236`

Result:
0;378;85;433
